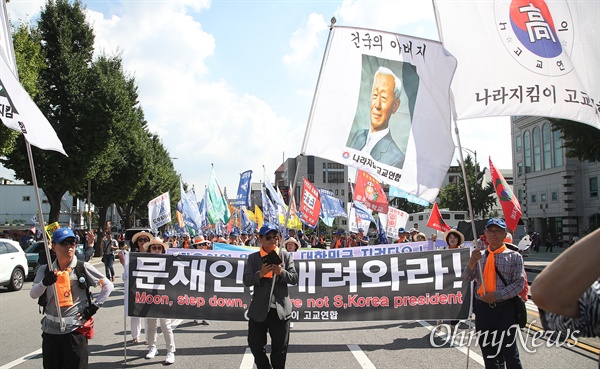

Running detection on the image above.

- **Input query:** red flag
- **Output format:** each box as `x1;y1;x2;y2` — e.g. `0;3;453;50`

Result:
299;177;321;228
489;157;522;232
427;202;451;232
353;170;389;214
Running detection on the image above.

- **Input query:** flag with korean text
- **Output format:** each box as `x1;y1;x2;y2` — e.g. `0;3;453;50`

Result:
301;26;457;203
235;170;253;207
207;169;230;225
177;179;203;232
383;206;409;239
490;157;522;231
427;202;451;233
434;0;600;129
319;188;347;225
148;192;171;230
299;177;321;228
0;0;66;155
353;170;389;214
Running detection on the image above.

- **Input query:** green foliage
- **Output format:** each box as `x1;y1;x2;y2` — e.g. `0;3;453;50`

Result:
439;155;496;218
549;118;600;162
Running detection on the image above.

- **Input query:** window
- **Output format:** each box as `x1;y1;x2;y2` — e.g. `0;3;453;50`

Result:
531;194;537;203
532;127;541;172
454;214;466;220
335;189;339;195
590;177;598;198
442;214;451;219
515;135;522;152
517;162;523;176
22;196;30;201
523;130;532;173
322;162;344;183
341;220;347;225
551;192;558;201
409;216;414;221
542;123;551;169
541;193;547;202
553;129;563;167
418;215;423;221
341;189;345;196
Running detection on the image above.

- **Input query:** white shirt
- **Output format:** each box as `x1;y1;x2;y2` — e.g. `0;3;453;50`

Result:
364;127;390;154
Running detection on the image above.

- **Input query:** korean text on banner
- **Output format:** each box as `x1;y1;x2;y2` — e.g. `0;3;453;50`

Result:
301;26;457;203
148;192;171;230
299;178;321;228
434;0;600;129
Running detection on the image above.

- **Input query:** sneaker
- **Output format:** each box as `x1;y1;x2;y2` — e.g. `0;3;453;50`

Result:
145;348;158;359
201;320;210;325
165;352;175;365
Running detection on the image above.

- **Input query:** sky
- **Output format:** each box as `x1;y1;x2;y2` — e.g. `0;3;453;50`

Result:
2;0;512;198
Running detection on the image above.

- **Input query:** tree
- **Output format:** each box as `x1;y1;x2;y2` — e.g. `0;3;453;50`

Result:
2;0;106;223
439;155;496;218
0;23;45;156
549;118;600;162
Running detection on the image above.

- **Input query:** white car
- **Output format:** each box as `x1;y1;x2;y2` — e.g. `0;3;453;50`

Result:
0;238;28;291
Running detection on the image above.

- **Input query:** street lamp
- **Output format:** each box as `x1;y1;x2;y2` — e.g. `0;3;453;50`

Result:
457;146;477;163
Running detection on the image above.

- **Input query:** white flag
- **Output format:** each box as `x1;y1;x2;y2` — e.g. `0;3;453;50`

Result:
0;0;66;155
301;26;457;203
434;0;600;129
148;192;171;230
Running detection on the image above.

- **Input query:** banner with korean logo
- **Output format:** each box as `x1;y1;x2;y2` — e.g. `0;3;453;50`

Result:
299;177;321;228
148;192;171;230
381;206;409;240
126;248;471;321
434;0;600;129
353;170;389;214
301;26;457;203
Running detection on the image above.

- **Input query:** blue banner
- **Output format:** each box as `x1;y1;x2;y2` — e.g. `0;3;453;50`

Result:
319;188;347;218
177;180;203;232
389;186;430;206
353;201;375;224
377;216;389;244
261;186;279;225
235;170;253;207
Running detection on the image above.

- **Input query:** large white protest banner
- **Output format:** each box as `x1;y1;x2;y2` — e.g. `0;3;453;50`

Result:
434;0;600;129
302;26;457;203
148;192;171;230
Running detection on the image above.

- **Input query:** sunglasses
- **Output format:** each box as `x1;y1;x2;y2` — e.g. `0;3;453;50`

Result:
137;238;150;243
149;245;164;251
263;234;279;241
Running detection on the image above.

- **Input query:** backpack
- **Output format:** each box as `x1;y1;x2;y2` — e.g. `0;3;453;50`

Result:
37;260;92;314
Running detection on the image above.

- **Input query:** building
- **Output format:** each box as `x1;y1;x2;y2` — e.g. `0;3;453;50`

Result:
511;116;600;245
0;183;89;229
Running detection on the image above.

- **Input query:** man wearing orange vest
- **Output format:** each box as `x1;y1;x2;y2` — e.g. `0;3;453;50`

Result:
465;218;524;369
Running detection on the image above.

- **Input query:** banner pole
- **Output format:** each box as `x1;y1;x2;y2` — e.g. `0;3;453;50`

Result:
299;18;337;154
24;139;67;331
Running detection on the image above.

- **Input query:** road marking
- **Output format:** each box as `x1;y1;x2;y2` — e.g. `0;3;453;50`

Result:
418;320;486;366
347;344;376;369
0;349;42;369
239;348;255;369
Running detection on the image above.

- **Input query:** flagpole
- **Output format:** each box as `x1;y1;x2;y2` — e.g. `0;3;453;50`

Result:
25;139;66;331
454;122;481;369
299;17;336;154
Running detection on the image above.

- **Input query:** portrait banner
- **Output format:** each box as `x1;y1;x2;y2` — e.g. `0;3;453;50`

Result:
302;26;457;203
127;248;471;321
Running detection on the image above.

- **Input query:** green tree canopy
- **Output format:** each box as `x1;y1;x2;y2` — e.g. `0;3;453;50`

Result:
549;118;600;162
439;155;496;219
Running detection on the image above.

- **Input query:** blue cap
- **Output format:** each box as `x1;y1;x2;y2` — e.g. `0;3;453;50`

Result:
486;218;507;229
259;223;278;236
297;230;303;236
163;232;170;238
335;230;345;235
398;227;405;233
358;228;364;232
52;228;76;243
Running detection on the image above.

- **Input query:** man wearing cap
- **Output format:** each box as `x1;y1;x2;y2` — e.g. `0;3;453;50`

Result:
465;218;525;369
243;223;298;369
30;228;114;368
357;228;370;246
397;228;408;243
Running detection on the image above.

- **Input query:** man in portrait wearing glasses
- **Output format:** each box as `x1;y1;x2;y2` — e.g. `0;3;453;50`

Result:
243;223;298;369
464;218;525;369
30;227;114;369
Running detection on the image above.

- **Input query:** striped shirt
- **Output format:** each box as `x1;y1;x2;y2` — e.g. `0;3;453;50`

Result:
464;247;525;302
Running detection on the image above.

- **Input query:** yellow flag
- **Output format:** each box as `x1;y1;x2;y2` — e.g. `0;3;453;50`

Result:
255;205;264;230
45;222;60;240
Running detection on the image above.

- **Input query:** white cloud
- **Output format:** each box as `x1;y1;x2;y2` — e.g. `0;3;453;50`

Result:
283;12;328;71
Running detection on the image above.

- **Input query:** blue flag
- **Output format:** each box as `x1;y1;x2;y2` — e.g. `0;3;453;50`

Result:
177;179;203;232
389;186;430;206
198;189;210;231
235;170;253;207
353;201;375;224
377;216;389;244
261;185;279;225
319;188;347;218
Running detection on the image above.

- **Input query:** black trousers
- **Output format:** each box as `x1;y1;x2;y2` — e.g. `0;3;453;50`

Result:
42;331;88;369
248;308;291;369
474;299;523;369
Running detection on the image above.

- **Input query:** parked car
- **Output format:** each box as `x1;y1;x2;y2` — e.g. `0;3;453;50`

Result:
25;241;84;279
0;238;28;291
